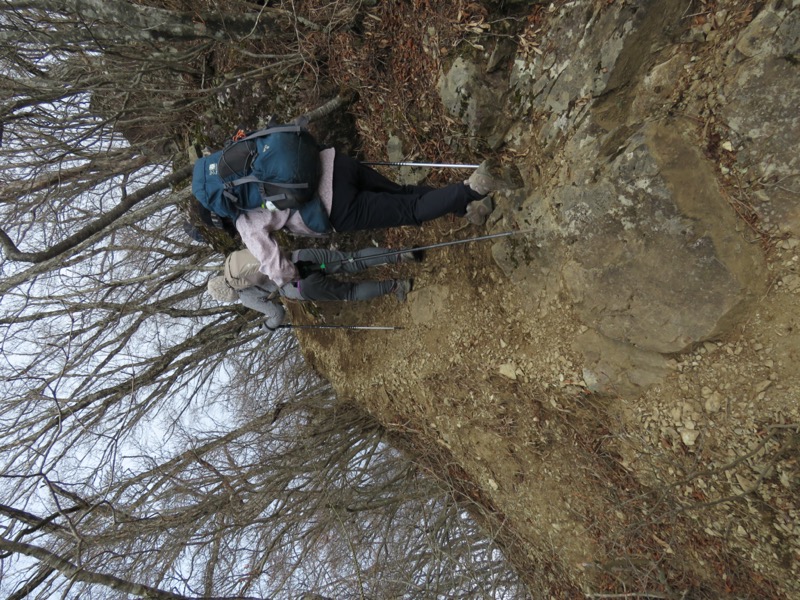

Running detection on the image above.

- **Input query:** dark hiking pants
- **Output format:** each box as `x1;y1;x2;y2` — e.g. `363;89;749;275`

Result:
328;154;483;231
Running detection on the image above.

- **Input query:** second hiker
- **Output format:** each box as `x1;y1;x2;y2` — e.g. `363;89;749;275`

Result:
207;247;420;330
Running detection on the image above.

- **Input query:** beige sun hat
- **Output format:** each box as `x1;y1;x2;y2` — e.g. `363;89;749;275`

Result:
207;276;238;302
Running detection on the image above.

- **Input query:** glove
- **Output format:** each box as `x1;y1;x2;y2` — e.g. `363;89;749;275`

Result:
294;260;319;279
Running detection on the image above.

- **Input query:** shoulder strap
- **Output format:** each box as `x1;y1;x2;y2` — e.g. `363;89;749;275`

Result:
225;175;308;191
239;124;302;142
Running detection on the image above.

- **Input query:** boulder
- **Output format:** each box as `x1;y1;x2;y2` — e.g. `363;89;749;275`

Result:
558;121;766;354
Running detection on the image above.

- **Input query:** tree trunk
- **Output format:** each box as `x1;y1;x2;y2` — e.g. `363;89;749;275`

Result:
0;537;197;600
0;164;193;264
4;0;310;42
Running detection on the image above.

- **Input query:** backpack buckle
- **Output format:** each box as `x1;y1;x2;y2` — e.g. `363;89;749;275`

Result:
232;129;246;142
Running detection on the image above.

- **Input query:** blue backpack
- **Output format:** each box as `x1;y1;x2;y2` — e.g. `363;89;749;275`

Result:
192;125;323;223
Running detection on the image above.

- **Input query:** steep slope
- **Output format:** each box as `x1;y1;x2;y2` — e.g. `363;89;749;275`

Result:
293;0;799;596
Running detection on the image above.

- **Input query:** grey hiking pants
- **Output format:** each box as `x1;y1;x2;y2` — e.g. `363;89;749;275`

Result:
290;248;401;302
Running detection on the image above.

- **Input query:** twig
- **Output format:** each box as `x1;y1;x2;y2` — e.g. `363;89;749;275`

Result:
585;592;674;599
302;91;356;123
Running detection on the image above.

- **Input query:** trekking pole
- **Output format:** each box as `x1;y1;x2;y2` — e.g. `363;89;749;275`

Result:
318;228;534;271
363;161;480;169
278;324;403;331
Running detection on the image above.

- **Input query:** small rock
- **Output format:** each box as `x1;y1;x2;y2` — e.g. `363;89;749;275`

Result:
755;380;772;393
581;368;603;392
736;472;756;493
679;428;700;446
704;392;723;414
782;274;800;291
499;363;517;380
661;427;680;443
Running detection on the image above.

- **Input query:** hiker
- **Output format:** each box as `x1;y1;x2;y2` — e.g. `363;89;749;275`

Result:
235;150;502;286
192;119;506;286
206;247;420;329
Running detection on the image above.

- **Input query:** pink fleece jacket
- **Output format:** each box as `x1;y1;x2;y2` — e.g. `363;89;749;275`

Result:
235;147;335;287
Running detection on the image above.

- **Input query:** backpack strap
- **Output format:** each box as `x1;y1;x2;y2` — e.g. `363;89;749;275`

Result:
224;179;308;210
223;177;310;212
225;176;308;191
238;124;302;141
223;186;304;213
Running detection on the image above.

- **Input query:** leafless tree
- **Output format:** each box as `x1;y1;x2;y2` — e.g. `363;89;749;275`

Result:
0;2;528;598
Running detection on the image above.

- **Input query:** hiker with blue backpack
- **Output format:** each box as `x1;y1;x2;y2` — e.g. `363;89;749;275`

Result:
192;120;504;288
207;247;420;329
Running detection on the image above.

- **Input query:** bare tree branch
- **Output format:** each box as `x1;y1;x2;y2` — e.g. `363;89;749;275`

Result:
0;164;193;263
0;536;260;600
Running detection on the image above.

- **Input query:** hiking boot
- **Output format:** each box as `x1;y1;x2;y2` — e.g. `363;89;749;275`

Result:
465;159;503;196
393;279;413;302
464;196;494;226
399;248;426;263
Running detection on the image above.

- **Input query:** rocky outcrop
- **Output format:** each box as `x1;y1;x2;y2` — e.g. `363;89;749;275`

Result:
438;57;514;150
721;1;800;233
439;0;799;395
